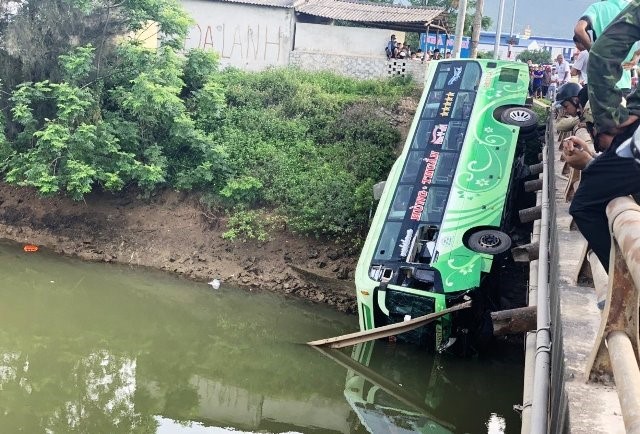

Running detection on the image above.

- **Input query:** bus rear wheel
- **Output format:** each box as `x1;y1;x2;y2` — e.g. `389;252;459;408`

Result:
467;229;512;254
500;107;538;133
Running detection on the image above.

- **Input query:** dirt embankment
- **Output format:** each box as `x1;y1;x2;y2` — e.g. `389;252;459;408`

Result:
0;184;361;312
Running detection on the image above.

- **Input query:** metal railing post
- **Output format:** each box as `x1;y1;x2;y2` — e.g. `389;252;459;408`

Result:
586;196;640;433
608;331;640;433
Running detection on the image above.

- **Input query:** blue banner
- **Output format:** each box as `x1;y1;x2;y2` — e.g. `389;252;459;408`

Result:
420;33;471;58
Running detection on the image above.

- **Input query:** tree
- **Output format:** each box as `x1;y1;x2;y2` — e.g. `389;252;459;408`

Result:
0;1;222;198
417;0;492;34
0;0;413;239
0;0;191;89
516;49;552;65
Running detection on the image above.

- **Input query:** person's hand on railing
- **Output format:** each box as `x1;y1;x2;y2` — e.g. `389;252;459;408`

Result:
562;136;594;170
622;48;640;70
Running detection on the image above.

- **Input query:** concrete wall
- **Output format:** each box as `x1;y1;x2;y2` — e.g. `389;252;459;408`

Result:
181;0;294;71
179;0;425;82
290;51;427;83
294;22;402;57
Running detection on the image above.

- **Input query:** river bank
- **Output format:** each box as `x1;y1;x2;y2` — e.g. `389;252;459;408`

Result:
0;183;359;313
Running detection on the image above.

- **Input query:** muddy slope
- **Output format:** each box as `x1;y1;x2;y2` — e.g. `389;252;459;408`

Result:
0;184;359;313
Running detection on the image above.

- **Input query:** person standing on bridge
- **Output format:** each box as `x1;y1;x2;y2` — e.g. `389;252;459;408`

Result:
565;0;640;272
574;0;634;93
554;55;570;86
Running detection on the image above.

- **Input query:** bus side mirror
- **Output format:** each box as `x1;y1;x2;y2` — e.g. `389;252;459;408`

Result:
373;181;386;201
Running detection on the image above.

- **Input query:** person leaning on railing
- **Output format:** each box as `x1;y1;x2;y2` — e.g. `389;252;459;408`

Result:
565;0;640;272
555;83;597;155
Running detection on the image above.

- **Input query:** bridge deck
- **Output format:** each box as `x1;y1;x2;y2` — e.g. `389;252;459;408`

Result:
552;142;624;433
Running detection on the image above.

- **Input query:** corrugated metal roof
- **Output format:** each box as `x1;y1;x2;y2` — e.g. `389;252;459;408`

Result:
295;0;445;24
216;0;297;8
211;0;447;30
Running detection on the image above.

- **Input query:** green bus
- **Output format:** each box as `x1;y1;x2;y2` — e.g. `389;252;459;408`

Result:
355;59;537;351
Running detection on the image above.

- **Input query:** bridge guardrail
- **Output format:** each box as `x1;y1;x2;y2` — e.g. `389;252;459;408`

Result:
554;101;640;433
586;195;640;434
522;108;569;434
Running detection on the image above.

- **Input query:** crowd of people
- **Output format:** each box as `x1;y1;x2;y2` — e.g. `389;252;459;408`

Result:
527;52;579;100
385;34;452;62
557;0;640;283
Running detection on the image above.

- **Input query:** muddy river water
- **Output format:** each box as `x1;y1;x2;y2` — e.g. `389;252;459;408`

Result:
0;240;523;433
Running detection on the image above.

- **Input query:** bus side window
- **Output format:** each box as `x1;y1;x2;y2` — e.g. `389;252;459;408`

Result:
423;187;449;222
411;120;435;149
418;225;439;263
434;72;449;90
460;63;481;91
442;121;467;151
374;222;402;260
451;92;473;119
389;185;413;219
401;152;423;184
433;152;457;184
422;91;443;119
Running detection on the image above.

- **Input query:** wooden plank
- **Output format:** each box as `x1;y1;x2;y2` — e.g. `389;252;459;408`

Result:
307;300;472;349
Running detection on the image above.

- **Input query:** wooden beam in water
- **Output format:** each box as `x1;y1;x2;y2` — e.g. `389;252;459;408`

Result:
307;300;472;349
309;302;537;349
490;305;537;336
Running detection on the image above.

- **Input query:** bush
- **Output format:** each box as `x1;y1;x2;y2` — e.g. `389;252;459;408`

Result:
222;209;269;242
1;38;413;240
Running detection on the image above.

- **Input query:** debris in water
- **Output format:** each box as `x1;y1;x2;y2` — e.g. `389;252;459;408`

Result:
208;279;221;289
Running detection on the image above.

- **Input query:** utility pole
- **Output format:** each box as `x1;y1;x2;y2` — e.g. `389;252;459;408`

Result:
493;0;506;59
509;0;517;37
452;0;468;58
470;0;484;58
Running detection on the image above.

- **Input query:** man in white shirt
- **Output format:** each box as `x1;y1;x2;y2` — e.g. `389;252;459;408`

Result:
556;54;570;87
571;37;589;85
555;55;570;85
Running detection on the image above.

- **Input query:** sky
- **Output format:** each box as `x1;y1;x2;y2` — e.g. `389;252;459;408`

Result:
482;0;595;39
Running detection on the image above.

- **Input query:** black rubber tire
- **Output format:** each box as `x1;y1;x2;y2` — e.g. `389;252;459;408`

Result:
467;229;512;255
500;107;538;133
517;128;540;141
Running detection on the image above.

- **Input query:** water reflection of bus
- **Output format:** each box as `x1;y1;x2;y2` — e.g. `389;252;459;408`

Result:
341;343;455;434
355;59;537;351
333;341;523;434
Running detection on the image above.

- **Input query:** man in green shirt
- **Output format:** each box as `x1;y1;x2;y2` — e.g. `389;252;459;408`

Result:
589;1;640;133
574;0;634;90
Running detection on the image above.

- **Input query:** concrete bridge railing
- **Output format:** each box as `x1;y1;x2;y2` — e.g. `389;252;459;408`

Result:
586;196;640;434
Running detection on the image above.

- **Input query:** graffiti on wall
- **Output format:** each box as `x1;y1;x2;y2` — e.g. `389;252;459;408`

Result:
186;24;285;61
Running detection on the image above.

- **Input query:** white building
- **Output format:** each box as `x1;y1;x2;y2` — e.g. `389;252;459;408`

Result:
180;0;447;80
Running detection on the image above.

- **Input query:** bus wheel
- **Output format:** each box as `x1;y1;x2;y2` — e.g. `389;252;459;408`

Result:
500;107;538;133
467;229;512;254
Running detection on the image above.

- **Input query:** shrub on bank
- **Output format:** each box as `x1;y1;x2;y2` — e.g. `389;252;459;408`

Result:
0;44;415;240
